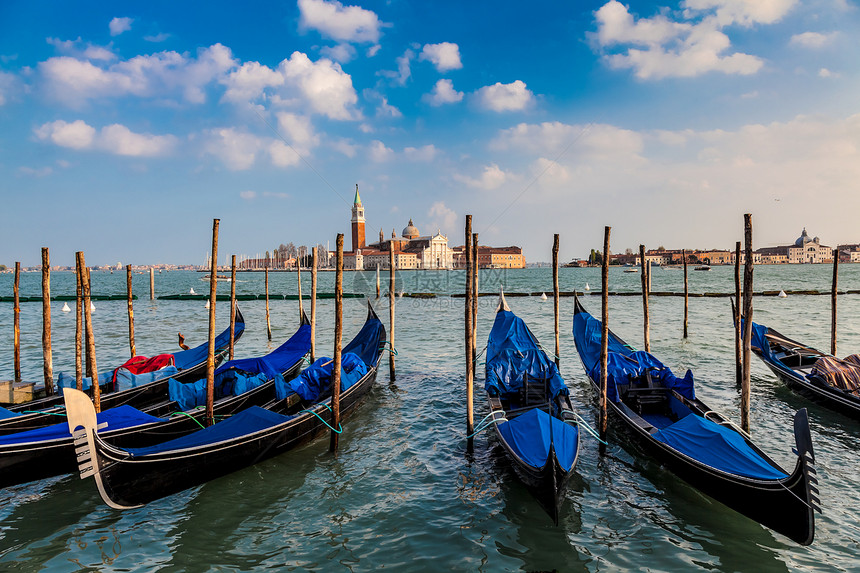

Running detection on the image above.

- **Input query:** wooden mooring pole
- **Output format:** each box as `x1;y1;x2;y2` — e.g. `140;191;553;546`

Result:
552;234;560;368
465;215;474;452
734;241;742;388
75;258;83;391
832;248;838;356
330;234;344;453
310;247;317;363
126;265;136;358
471;233;478;368
297;258;304;320
741;216;754;435
600;226;611;452
13;262;21;382
389;240;396;382
205;219;220;426
229;255;237;360
41;248;53;395
639;244;650;352
78;253;99;411
682;249;689;339
265;266;272;341
149;267;155;300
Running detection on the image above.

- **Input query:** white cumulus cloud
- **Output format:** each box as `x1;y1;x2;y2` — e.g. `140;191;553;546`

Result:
298;0;384;43
424;79;463;106
474;80;533;112
222;60;284;103
369;140;394;162
280;51;358;120
453;163;510;190
427;201;457;233
419;42;462;72
109;17;133;36
35;119;176;156
592;0;771;79
404;144;437;161
790;31;837;48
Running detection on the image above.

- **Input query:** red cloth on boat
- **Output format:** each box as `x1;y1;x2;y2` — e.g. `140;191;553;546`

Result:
111;354;176;388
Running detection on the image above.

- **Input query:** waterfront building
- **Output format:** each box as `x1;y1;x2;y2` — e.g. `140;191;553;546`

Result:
756;228;832;264
452;245;526;269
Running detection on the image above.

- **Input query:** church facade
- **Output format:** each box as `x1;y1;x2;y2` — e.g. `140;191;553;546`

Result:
343;188;454;270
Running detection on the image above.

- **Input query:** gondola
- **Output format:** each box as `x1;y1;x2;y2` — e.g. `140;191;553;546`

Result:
747;318;860;419
0;307;245;434
65;302;385;509
572;296;818;545
485;292;580;524
0;311;307;488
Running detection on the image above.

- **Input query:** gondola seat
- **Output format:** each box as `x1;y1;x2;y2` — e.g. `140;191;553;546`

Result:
810;356;860;395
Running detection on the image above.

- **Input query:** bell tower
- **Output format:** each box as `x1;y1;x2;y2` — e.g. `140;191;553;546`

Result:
351;184;365;252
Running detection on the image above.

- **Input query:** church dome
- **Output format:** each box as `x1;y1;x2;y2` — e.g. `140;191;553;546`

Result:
795;228;812;247
402;218;420;239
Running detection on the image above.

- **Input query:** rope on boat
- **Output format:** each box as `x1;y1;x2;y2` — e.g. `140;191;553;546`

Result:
22;410;67;417
300;403;343;434
302;355;313;365
168;410;206;429
569;412;608;445
380;342;398;356
703;411;751;440
466;410;508;439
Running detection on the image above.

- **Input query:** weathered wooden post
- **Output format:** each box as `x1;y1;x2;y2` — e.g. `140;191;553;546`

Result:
389;240;396;382
310;247;317;363
741;215;754;434
297;257;304;320
149;267;155;300
465;215;474;452
600;226;611;452
265;266;272;341
682;249;689;339
639;244;650;353
832;248;838;356
330;234;344;453
13;262;21;382
205;219;220;426
229;255;237;360
471;233;478;368
376;264;381;299
78;254;99;411
75;257;83;391
552;234;560;368
126;265;136;358
41;248;53;395
734;241;742;388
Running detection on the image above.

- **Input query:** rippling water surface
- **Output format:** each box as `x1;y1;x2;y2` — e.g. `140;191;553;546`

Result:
1;265;860;571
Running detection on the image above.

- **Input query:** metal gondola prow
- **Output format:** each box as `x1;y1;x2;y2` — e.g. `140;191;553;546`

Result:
496;287;510;313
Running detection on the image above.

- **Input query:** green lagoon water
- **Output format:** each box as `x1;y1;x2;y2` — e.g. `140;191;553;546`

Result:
0;265;859;572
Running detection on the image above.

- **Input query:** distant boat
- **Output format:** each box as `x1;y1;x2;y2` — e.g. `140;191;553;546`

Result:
61;302;71;313
623;268;638;273
694;265;711;271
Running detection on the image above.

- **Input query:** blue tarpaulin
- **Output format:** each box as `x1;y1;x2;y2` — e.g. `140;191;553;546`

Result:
342;315;386;367
653;414;788;480
168;322;311;411
0;405;164;446
498;408;579;471
57;370;113;394
282;353;368;402
126;406;293;457
485;310;569;400
0;405;19;419
574;307;695;403
172;319;246;370
114;366;179;391
749;321;773;360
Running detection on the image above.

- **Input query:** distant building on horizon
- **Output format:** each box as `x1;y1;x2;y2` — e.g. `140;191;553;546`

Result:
756;228;832;264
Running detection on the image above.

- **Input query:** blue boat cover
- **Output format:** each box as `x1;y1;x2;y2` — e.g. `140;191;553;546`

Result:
653;414;788;480
215;324;311;379
749;321;774;361
57;370;113;394
0;405;164;446
497;408;579;471
168;323;310;411
0;405;19;419
281;353;368;402
485;310;569;400
342;315;385;367
573;308;695;403
173;319;246;370
126;406;293;457
114;366;179;391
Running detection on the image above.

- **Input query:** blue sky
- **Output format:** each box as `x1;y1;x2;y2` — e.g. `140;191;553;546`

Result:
1;0;859;266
